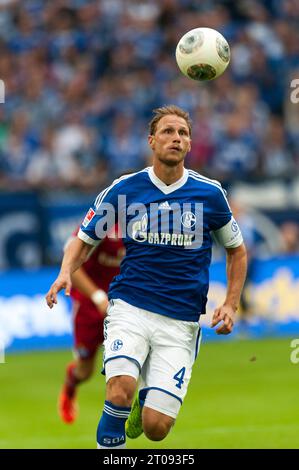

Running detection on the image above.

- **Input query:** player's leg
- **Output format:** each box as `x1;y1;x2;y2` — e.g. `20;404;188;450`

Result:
59;300;103;424
96;299;150;449
142;406;175;441
126;313;202;442
59;355;97;423
143;318;201;441
126;361;179;441
97;362;138;449
73;355;96;381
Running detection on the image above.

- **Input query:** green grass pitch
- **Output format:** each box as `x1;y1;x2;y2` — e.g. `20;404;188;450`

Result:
1;337;299;449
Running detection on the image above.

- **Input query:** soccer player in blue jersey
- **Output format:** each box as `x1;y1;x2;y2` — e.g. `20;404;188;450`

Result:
46;105;247;448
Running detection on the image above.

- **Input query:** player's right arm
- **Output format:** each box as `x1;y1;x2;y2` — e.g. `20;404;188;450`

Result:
46;177;121;309
46;237;93;308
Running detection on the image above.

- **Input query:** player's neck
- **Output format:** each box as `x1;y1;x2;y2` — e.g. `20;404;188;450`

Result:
152;162;184;186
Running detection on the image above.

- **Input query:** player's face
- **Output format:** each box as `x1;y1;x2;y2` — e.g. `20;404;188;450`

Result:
148;115;191;166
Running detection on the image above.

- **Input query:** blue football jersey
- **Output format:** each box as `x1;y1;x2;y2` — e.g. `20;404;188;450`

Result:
78;167;234;322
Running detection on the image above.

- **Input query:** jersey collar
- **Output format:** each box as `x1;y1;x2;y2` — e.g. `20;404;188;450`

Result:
148;166;189;194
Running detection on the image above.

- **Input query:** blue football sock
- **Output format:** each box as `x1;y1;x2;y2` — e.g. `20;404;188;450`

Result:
139;389;147;408
96;400;131;449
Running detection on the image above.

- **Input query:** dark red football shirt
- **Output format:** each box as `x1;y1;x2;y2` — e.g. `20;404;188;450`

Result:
70;224;125;303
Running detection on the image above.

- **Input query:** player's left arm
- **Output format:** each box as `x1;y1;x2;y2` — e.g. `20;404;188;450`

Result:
209;186;247;335
211;242;247;334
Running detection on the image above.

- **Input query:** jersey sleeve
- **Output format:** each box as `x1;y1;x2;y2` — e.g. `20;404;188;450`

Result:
208;185;232;231
213;217;244;248
78;181;120;246
208;186;244;248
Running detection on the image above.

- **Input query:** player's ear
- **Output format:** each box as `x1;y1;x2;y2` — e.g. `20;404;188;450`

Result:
148;134;155;149
188;138;192;152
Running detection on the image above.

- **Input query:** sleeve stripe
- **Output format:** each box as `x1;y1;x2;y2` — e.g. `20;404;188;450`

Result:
95;186;112;210
78;229;100;246
188;173;231;209
94;168;150;209
94;188;107;209
188;169;222;189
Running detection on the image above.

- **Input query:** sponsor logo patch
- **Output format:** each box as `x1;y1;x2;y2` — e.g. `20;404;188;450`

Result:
158;201;171;210
82;208;95;228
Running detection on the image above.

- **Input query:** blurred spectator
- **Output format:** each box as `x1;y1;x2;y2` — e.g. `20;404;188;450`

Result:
52;110;102;189
280;222;299;254
229;198;256;257
187;105;214;172
25;126;60;189
261;116;295;178
212;111;259;181
0;110;37;190
101;112;148;179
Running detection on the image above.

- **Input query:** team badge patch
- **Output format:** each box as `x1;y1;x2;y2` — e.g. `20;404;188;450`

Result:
231;220;239;232
82;208;95;228
111;339;123;351
181;211;196;228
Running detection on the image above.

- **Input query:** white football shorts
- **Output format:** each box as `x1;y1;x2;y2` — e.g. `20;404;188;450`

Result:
103;298;201;417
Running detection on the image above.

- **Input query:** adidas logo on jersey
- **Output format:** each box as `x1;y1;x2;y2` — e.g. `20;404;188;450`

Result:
158;201;171;210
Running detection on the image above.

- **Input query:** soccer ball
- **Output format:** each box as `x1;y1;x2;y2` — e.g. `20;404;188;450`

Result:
175;27;230;81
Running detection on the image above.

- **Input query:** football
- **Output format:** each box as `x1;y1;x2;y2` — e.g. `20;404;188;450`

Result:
175;27;230;81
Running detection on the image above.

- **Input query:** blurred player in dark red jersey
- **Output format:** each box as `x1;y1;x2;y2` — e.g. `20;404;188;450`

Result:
59;224;125;424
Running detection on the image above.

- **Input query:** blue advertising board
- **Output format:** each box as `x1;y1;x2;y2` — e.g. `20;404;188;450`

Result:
0;267;72;353
0;191;95;267
1;256;299;353
201;256;299;341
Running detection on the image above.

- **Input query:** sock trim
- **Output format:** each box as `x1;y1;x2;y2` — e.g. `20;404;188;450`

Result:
104;402;131;419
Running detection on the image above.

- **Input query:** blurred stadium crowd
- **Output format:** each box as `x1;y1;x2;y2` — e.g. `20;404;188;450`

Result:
0;0;299;192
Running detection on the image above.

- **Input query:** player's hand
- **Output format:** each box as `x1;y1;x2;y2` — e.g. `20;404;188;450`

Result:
46;273;72;309
211;304;236;335
91;289;109;317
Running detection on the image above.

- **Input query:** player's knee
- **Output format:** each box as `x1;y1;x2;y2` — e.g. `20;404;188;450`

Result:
142;408;174;441
107;375;136;407
143;421;169;441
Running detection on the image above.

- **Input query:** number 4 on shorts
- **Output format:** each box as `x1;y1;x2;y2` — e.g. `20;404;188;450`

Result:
173;367;186;389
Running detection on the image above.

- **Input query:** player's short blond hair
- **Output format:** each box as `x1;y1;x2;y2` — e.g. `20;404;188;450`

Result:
149;105;192;136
